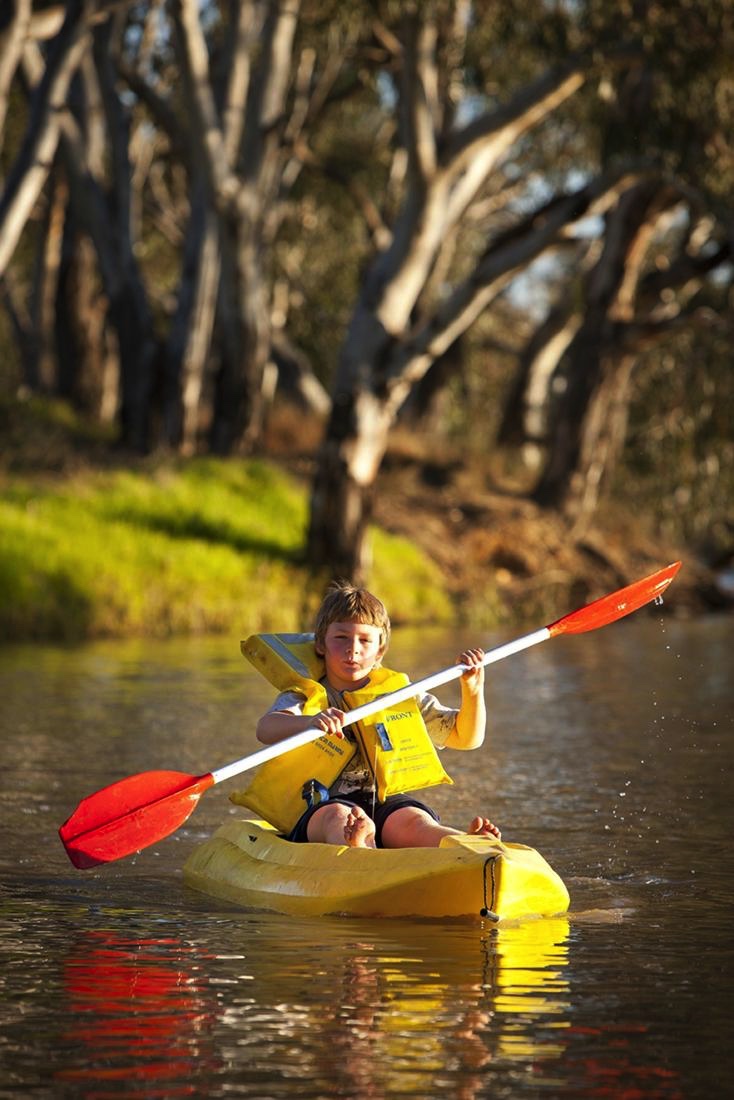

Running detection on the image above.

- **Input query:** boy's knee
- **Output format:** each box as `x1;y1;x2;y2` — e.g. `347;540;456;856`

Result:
306;801;350;841
381;805;435;846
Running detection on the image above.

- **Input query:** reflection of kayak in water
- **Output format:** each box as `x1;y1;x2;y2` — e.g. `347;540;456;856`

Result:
183;819;570;920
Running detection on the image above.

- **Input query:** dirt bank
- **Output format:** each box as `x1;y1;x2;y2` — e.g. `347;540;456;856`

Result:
370;446;730;624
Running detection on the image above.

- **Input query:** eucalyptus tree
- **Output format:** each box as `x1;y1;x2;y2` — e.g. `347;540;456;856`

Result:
154;0;294;452
304;0;734;577
0;1;356;452
516;0;734;527
304;1;607;578
0;0;162;448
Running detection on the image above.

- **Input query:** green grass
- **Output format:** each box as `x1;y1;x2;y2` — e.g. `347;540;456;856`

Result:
0;458;451;642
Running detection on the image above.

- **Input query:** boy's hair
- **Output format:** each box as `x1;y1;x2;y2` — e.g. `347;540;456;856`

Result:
314;582;391;655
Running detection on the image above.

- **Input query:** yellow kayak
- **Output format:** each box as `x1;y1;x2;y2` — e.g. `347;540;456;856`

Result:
183;819;570;920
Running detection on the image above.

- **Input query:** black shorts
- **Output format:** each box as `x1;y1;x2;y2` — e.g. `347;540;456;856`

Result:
288;791;440;847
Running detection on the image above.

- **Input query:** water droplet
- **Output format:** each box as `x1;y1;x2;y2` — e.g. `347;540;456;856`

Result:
654;594;664;607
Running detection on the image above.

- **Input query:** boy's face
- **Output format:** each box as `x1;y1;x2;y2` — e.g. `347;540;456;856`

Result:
320;620;384;691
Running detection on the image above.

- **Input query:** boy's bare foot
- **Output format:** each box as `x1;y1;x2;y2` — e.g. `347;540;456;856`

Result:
344;807;377;848
467;816;501;840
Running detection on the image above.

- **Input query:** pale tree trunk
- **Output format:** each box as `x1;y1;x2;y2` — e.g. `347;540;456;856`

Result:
497;303;583;466
569;352;636;535
178;209;221;454
210;208;272;453
507;194;729;520
55;48;117;418
162;180;220;452
306;11;597;578
90;17;157;451
55;212;118;419
497;232;601;443
308;390;394;580
0;5;158;447
554;225;721;533
33;174;67;393
532;180;677;515
306;176;625;578
170;0;301;455
0;1;109;407
0;268;36;386
0;0;89;277
0;0;33;158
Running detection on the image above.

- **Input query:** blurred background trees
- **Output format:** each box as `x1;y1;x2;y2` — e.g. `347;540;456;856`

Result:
1;0;732;578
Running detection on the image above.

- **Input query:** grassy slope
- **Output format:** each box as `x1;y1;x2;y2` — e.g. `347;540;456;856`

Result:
0;456;452;643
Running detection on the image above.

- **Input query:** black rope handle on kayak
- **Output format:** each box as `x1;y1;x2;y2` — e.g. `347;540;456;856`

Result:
480;856;500;921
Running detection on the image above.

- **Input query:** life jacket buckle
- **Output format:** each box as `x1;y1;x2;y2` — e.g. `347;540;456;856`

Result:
374;722;393;751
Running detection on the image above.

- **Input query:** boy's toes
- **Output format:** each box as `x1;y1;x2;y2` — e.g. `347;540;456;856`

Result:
467;815;501;840
344;808;376;849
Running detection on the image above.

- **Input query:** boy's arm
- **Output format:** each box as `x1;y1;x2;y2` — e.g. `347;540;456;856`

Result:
443;648;487;750
256;705;346;745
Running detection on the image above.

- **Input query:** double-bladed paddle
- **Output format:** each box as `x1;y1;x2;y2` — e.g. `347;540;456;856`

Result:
59;560;681;869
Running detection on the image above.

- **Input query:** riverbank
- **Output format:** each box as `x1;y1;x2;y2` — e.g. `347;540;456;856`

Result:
0;456;453;643
370;439;726;627
0;396;727;643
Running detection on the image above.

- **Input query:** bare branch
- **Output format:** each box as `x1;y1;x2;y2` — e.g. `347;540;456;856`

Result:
240;0;300;188
0;0;90;276
400;9;439;182
221;0;262;166
371;53;589;335
0;0;33;156
170;0;237;206
383;171;637;415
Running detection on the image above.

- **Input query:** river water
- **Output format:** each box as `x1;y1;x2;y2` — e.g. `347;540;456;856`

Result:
1;613;731;1098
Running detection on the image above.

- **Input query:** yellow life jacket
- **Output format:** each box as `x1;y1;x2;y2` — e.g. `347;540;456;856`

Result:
230;633;453;832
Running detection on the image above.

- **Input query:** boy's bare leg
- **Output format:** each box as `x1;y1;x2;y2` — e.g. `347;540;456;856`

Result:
381;806;501;849
307;802;376;848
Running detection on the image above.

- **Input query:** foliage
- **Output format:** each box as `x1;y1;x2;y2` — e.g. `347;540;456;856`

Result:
0;444;450;643
616;323;734;552
1;1;733;593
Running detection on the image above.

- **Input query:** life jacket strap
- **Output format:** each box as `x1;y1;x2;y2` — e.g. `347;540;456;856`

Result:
301;778;330;810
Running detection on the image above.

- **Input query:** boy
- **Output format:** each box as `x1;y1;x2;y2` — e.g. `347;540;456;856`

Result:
254;582;500;849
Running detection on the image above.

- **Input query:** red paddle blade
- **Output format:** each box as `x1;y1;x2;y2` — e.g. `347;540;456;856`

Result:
548;561;682;637
59;770;215;869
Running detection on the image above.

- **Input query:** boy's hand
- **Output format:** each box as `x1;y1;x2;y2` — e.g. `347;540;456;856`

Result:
314;707;346;738
457;648;485;694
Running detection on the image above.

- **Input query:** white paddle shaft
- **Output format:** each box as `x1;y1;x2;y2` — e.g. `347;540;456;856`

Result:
211;627;550;785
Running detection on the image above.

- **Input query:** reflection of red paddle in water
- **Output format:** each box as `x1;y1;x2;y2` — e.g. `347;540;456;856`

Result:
59;562;682;869
55;931;219;1094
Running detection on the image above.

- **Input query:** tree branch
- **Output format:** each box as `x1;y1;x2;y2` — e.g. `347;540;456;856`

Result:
0;0;89;276
383;171;636;414
0;0;33;156
170;0;237;207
